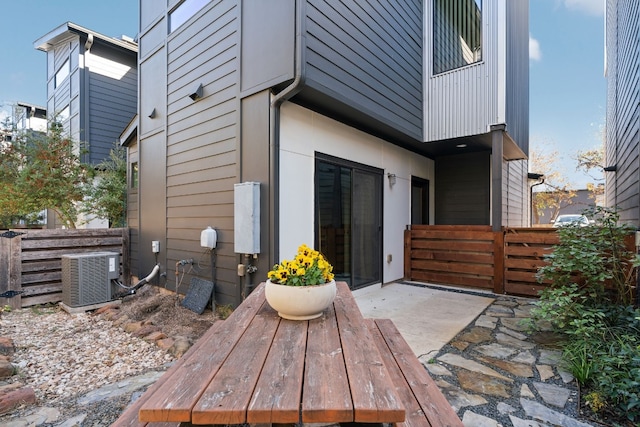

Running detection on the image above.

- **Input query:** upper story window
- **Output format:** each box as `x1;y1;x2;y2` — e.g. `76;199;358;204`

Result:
433;0;482;74
169;0;210;33
54;59;70;88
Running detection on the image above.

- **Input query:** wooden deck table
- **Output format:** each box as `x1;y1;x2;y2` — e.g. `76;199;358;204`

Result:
138;281;406;425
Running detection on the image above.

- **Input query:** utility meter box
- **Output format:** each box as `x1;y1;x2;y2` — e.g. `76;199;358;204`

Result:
234;182;260;254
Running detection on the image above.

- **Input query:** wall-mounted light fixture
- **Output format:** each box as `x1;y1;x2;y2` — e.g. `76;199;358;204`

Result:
188;83;204;101
148;108;156;119
387;173;396;187
603;165;617;172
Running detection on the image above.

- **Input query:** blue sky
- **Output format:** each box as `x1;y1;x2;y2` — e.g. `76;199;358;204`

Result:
0;0;606;189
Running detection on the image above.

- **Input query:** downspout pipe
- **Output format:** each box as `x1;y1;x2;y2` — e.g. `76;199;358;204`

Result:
269;0;305;265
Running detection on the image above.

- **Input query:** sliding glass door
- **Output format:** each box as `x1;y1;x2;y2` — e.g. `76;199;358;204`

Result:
315;155;382;289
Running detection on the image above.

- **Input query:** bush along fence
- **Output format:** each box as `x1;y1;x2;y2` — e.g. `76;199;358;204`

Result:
0;228;129;309
404;225;636;298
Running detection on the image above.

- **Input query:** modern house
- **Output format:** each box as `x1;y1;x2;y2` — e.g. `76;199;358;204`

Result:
129;0;529;306
33;22;138;228
605;1;640;225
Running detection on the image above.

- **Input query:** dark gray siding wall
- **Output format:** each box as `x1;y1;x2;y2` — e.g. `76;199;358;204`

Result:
503;159;527;226
505;0;529;153
606;0;640;224
164;0;240;304
86;42;138;164
127;140;140;277
434;152;490;225
303;0;423;141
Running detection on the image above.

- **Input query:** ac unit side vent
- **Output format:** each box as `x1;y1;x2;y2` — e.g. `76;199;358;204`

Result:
62;252;118;307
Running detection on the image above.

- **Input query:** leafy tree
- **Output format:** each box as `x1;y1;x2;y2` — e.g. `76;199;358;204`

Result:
575;144;605;201
530;143;576;224
0;120;89;228
83;143;127;227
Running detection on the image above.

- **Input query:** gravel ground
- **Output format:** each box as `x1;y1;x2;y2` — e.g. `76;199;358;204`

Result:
0;304;176;425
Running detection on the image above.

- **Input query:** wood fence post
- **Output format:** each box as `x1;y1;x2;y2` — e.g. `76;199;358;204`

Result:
0;231;23;310
404;227;411;280
493;228;505;294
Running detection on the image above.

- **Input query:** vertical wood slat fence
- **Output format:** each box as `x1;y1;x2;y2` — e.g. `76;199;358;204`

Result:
404;225;561;297
0;228;129;309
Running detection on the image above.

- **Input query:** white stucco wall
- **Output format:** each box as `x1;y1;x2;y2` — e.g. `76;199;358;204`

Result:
279;102;434;284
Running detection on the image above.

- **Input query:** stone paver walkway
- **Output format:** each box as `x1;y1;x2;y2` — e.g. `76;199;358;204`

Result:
427;293;597;427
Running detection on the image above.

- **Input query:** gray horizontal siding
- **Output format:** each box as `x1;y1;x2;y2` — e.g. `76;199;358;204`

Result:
606;0;640;224
505;0;529;152
304;0;423;140
86;44;137;164
163;0;240;304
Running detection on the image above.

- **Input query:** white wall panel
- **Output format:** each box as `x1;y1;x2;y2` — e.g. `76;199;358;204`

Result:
280;102;434;284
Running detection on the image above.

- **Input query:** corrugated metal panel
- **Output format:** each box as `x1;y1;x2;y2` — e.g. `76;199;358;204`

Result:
304;0;423;140
425;0;528;175
606;0;640;224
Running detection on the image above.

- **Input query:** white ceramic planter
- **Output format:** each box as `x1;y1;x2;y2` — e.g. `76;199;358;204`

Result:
265;279;337;320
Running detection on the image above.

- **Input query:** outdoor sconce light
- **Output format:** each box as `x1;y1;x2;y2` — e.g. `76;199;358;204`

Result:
603;165;617;172
387;173;396;187
148;108;156;119
188;83;204;101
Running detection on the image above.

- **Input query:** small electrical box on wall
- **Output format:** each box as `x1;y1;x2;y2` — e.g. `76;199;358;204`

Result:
234;182;260;254
201;226;217;249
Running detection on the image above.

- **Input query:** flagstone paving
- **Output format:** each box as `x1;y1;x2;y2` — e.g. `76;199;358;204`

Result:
427;293;598;427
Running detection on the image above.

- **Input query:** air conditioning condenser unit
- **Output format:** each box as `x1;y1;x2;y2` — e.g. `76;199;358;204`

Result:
61;252;119;307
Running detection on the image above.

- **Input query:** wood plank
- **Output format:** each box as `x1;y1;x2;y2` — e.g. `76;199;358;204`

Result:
412;260;494;276
9;234;22;309
411;250;494;264
21;247;122;261
18;228;125;238
493;229;505;294
20;293;62;307
411;240;494;252
138;283;266;423
365;319;426;427
191;303;280;425
410;271;493;289
505;258;547;270
20;260;61;273
247;318;307;423
334;282;405;423
375;319;463;427
411;230;495;241
21;283;62;296
404;229;411;280
504;246;553;257
111;321;222;427
21;271;62;285
20;236;123;249
302;301;352;423
504;282;547;297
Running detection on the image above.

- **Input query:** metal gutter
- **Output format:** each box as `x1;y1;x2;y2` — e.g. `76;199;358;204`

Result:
268;0;306;263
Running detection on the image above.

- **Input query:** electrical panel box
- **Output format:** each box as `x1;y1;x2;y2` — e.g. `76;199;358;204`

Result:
234;182;260;254
61;252;119;307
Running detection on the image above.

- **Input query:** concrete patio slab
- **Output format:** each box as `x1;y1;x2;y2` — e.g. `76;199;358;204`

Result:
354;282;495;359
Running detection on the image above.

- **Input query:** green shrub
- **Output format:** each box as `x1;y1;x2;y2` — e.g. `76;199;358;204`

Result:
532;207;640;422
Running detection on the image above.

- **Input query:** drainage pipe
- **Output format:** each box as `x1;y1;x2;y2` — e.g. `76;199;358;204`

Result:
269;0;305;265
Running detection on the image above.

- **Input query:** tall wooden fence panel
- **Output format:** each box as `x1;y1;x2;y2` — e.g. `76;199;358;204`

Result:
404;225;499;292
405;226;561;297
503;228;559;296
0;228;129;308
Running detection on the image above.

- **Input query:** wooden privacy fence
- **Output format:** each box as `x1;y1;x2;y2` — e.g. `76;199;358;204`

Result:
404;225;562;297
0;228;129;309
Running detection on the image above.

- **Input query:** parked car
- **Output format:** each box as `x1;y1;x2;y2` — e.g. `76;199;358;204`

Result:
552;214;590;227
